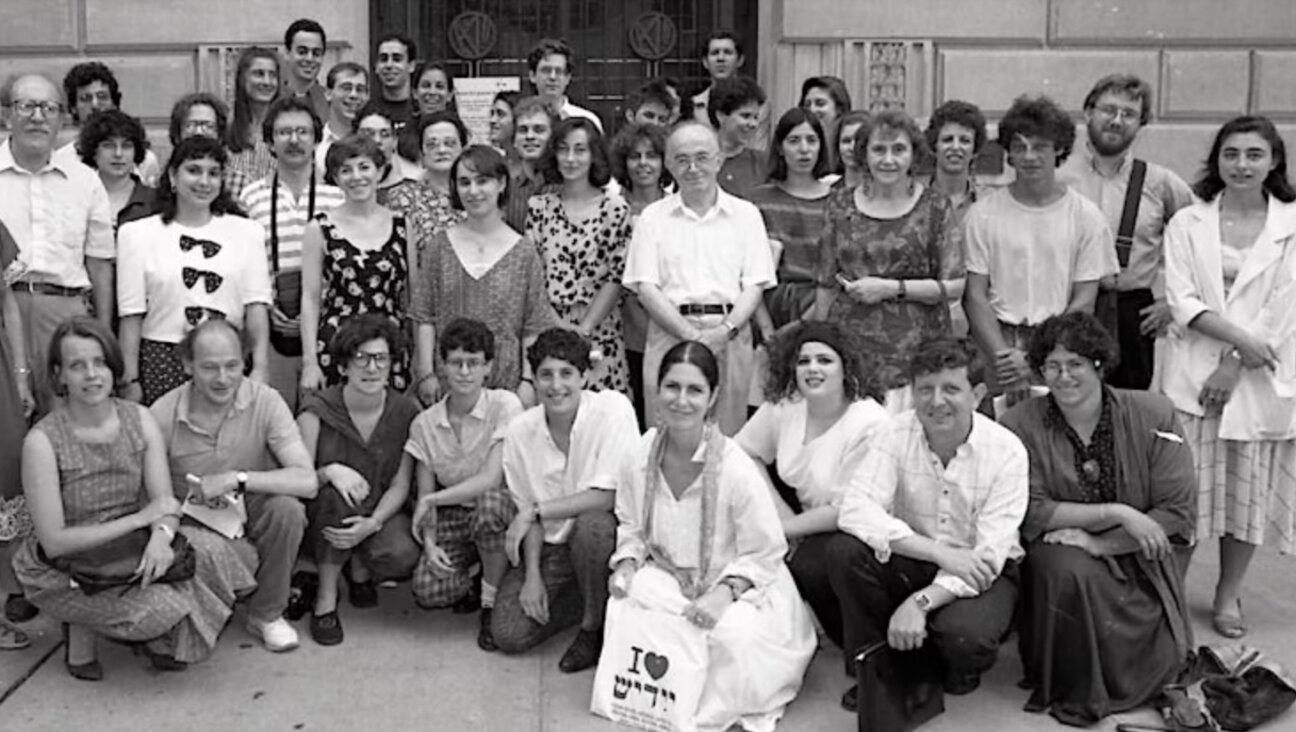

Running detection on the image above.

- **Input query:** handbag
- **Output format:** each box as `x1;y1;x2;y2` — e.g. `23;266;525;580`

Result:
854;641;945;732
591;597;709;732
43;528;196;596
271;270;303;356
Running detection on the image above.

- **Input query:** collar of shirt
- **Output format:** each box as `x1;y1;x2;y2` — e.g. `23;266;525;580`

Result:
176;379;254;434
433;390;491;429
664;188;737;222
0;137;71;177
1081;139;1132;179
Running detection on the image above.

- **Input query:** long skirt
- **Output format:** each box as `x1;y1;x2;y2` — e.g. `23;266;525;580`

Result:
13;524;258;663
1179;410;1296;552
616;564;816;732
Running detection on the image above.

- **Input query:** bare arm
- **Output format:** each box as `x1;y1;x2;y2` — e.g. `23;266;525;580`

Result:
299;221;326;379
782;505;839;539
1064;280;1100;315
534;488;615;520
244;303;270;380
430;442;506;506
86;257;114;328
963;272;1008;354
578;281;622;334
637;282;700;340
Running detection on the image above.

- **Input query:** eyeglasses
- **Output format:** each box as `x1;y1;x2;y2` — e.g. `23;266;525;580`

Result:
351;351;392;369
535;65;569;78
444;356;487;372
360;128;394;140
1041;359;1099;378
9;100;63;118
672;153;715;170
274;126;314;140
1094;104;1140;123
183;120;217;133
77;91;113;105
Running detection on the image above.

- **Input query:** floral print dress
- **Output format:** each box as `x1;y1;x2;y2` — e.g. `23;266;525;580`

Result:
315;211;410;390
526;192;631;393
817;185;964;390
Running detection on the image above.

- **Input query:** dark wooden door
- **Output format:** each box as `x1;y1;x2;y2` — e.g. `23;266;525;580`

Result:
370;0;759;131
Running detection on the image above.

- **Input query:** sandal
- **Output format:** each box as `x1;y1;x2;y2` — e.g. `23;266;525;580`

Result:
1212;598;1246;639
0;620;30;650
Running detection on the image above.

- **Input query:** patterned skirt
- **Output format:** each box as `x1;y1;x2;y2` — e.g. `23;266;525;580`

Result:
1178;410;1296;553
140;339;188;405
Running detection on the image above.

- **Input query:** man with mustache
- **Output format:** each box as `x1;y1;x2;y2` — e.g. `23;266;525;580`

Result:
281;19;331;124
240;97;344;411
1059;75;1194;389
963;95;1116;409
0;72;115;415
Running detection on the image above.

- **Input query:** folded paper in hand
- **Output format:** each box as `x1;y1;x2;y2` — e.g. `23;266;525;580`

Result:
183;494;247;539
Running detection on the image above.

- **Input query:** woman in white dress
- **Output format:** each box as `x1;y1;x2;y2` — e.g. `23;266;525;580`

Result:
736;320;887;648
607;340;816;732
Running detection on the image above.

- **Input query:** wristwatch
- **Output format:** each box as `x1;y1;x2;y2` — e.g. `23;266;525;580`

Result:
235;471;249;496
721;320;739;340
912;590;933;613
531;503;543;524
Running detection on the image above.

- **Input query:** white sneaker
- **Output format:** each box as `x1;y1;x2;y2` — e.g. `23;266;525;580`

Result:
247;616;300;652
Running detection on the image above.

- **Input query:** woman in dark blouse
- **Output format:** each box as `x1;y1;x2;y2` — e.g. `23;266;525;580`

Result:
297;314;421;646
1002;312;1194;727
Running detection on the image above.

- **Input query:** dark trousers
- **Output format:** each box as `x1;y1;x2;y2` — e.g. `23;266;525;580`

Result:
627;349;646;431
1105;288;1156;390
789;532;843;648
306;484;419;581
491;510;616;653
826;532;1018;680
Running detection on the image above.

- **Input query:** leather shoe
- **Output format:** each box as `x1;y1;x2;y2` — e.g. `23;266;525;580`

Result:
840;685;858;712
63;624;103;682
4;594;38;623
348;579;378;609
477;608;496;652
311;611;344;646
558;628;602;673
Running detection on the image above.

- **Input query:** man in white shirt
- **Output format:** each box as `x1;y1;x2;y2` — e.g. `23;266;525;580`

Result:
240;96;345;410
827;337;1028;711
1059;75;1194;390
622;121;775;435
963;94;1117;403
526;38;603;132
0;72;115;415
493;328;639;673
316;62;370;171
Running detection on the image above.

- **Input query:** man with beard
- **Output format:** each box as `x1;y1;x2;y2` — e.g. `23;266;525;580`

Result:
240;97;344;411
316;62;369;170
281;19;330;123
1059;75;1194;389
963;95;1116;408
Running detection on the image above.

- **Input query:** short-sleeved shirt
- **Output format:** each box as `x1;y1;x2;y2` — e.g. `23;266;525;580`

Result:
405;389;524;489
964;186;1117;326
116;214;273;343
240;171;345;274
737;398;889;510
502;390;640;544
559;98;603;133
150;379;304;500
622;189;776;306
0;139;114;288
1058;144;1195;297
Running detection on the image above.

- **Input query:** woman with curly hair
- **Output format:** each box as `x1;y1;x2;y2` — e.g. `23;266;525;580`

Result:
75;109;157;228
117;136;272;404
736;320;886;647
925;100;989;218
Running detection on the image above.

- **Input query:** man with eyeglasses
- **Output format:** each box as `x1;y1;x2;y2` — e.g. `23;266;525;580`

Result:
1059;75;1194;390
151;318;318;653
622;121;775;435
526;38;602;132
281;18;331;123
240;97;344;411
963;95;1116;411
55;62;162;186
316;62;370;171
0;73;115;416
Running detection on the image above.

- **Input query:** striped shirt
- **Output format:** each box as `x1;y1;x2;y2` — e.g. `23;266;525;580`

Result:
838;410;1029;598
239;170;344;274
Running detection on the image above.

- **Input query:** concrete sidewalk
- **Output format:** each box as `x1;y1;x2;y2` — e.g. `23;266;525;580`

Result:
2;546;1293;732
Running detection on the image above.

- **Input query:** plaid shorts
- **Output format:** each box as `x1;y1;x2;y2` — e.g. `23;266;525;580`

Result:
412;486;515;608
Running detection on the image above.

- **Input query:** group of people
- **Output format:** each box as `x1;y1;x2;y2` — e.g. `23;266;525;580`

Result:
0;15;1293;732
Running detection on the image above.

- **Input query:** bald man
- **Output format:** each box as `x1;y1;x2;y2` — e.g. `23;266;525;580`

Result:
0;73;114;415
621;122;776;434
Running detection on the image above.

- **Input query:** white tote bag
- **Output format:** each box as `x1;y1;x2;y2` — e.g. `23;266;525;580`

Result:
591;597;710;732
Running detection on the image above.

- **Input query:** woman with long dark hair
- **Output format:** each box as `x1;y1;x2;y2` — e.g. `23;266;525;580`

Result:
224;46;281;195
117;136;272;404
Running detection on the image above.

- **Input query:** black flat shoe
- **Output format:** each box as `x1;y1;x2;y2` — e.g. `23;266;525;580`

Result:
285;571;318;622
477;608;496;652
4;594;38;623
840;685;858;712
134;644;187;672
311;611;344;646
558;628;602;673
62;624;103;682
348;579;378;609
453;579;482;615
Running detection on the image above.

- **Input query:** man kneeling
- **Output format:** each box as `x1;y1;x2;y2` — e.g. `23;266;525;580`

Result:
493;328;639;672
827;337;1028;711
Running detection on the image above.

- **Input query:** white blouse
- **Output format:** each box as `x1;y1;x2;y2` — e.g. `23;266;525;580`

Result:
736;398;888;510
117;214;272;342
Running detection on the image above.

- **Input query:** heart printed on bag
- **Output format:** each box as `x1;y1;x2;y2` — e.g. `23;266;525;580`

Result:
644;652;669;681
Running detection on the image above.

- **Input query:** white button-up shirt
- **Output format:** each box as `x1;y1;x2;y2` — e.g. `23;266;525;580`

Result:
838;410;1029;598
622;188;775;306
0;139;114;288
502;390;640;544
